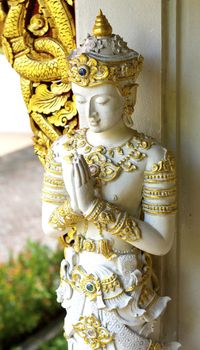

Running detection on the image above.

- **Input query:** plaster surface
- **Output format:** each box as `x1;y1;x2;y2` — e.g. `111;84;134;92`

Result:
75;0;162;140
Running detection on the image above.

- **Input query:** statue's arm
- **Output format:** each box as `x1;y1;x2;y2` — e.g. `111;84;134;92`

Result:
42;145;83;237
84;146;176;256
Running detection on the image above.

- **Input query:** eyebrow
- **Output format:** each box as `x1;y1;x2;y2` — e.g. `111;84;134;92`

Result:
75;94;86;98
74;93;113;98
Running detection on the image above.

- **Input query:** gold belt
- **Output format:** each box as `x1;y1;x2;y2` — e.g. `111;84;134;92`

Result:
73;235;116;260
60;233;137;259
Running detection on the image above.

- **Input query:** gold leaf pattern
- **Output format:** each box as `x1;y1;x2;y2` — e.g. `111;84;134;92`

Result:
29;84;69;114
47;102;77;127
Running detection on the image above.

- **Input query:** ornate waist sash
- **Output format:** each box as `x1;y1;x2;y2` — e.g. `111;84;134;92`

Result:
60;233;137;259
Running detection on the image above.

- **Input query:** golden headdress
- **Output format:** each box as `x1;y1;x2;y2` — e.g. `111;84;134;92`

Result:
68;10;143;88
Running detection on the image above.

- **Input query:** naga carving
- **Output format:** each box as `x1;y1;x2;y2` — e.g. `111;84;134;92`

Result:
1;0;76;165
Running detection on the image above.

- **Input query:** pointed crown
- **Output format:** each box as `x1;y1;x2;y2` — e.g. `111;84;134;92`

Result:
68;10;143;87
92;9;112;37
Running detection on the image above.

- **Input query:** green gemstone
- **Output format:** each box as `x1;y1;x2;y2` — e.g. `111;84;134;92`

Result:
86;283;94;292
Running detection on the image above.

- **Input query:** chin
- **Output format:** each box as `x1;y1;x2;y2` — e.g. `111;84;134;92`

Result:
89;125;102;133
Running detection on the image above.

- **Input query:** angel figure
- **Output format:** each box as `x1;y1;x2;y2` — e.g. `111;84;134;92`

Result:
41;10;181;350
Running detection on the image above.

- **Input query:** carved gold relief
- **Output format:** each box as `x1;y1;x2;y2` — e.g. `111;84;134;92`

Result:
2;0;77;165
0;0;8;50
73;315;113;349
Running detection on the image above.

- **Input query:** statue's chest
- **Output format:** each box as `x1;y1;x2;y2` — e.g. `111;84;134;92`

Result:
62;148;146;212
98;170;145;212
60;130;154;210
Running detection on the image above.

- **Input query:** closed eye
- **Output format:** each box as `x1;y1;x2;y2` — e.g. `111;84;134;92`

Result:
75;95;87;104
95;96;111;105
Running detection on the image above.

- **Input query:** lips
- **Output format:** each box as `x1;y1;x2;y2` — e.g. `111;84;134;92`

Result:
89;119;100;126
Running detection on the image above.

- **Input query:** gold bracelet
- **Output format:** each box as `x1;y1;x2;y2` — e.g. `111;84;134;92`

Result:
43;174;65;189
86;199;141;243
42;190;68;204
49;199;83;231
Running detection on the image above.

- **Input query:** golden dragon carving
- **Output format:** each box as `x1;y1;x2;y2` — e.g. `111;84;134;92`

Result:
0;0;77;165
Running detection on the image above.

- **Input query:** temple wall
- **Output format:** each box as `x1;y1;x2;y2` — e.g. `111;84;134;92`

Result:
75;1;200;349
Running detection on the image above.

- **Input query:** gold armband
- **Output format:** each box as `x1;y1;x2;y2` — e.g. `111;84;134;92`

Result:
142;152;177;215
42;148;68;205
49;199;83;232
144;152;176;184
85;199;141;243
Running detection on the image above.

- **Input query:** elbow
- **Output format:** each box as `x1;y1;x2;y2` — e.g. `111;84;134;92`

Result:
42;220;62;238
156;236;174;256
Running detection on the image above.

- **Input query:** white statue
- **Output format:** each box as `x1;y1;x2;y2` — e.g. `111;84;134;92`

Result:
42;10;180;350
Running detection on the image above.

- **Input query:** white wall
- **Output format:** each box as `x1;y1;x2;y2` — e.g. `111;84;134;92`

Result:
75;1;200;349
178;1;200;348
0;54;30;133
76;0;162;140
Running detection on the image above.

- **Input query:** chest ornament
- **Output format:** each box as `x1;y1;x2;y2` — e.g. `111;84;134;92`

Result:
63;129;154;183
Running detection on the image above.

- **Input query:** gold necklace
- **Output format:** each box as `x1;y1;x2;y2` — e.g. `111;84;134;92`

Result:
63;128;154;183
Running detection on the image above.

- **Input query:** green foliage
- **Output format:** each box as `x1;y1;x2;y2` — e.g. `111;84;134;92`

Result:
0;241;63;348
39;333;67;350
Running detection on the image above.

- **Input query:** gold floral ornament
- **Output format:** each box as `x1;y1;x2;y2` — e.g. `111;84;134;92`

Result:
68;53;143;88
68;54;110;87
73;315;113;349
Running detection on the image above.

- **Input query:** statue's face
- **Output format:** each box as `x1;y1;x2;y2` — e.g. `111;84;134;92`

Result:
72;83;124;133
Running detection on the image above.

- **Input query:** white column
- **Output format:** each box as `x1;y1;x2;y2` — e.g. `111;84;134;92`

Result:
0;54;30;133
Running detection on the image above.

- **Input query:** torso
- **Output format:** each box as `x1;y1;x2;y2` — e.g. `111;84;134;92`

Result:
53;128;158;251
54;129;172;347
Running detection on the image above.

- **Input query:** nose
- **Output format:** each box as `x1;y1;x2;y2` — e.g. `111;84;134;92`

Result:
85;99;98;120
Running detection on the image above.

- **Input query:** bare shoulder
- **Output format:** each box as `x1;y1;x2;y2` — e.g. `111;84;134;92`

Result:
50;132;75;162
145;143;168;171
134;131;174;172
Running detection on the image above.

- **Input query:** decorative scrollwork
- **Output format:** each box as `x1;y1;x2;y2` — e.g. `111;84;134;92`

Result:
2;0;77;165
73;315;113;349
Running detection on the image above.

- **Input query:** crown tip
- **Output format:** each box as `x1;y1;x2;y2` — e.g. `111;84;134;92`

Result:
93;9;112;37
